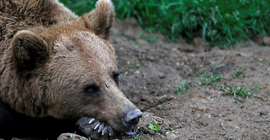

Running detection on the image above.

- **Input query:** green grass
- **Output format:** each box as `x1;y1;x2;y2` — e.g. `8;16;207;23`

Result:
122;132;143;140
211;63;225;72
59;0;96;16
175;76;190;94
140;33;158;43
218;82;265;104
197;72;223;86
166;130;175;133
126;63;142;70
60;0;270;48
232;69;246;78
175;82;189;94
218;82;259;98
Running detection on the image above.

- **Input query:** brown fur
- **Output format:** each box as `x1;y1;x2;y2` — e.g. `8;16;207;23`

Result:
0;0;137;134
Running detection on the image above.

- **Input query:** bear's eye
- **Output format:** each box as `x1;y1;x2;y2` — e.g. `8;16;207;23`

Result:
83;83;100;96
113;71;120;85
85;86;94;92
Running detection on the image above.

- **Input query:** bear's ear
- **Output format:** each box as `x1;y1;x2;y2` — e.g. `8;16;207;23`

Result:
82;0;115;40
12;30;51;69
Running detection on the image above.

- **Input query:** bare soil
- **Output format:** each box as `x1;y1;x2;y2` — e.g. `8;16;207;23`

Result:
111;18;270;140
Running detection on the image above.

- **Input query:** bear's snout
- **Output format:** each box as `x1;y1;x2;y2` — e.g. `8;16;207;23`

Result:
123;109;142;126
123;109;142;135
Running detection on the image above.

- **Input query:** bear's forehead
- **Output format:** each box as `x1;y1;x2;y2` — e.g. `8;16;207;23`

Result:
54;31;117;74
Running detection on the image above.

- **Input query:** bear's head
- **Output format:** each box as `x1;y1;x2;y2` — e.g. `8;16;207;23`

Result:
10;0;141;137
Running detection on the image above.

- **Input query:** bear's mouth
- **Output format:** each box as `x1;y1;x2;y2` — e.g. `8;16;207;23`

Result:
124;128;136;136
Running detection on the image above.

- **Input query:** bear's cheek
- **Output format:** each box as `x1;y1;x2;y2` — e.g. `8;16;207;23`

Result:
78;93;125;124
64;93;109;119
45;93;94;119
81;95;115;118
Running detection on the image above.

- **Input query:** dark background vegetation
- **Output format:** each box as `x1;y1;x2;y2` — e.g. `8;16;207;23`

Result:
60;0;270;48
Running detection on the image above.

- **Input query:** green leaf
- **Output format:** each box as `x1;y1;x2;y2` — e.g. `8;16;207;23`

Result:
166;130;175;133
148;124;159;131
212;64;225;72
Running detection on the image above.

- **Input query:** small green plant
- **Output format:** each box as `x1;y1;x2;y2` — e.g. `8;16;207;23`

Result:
254;83;263;89
232;69;246;78
122;132;142;140
218;82;259;98
140;33;157;43
198;72;223;86
175;81;190;94
136;63;142;68
261;59;270;67
232;133;235;136
126;63;141;70
148;124;159;131
175;76;190;94
111;29;118;35
211;64;225;72
195;71;204;77
135;44;141;48
166;130;175;133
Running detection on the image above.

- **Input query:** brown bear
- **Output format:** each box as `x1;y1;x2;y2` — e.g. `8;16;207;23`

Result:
0;0;142;139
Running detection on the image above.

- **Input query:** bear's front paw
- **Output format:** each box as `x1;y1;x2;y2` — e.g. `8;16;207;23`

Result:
76;117;114;140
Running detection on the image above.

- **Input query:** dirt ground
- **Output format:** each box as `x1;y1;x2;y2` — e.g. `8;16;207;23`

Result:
110;18;270;140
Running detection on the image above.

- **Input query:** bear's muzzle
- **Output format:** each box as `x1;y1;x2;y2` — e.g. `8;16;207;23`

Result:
123;109;142;135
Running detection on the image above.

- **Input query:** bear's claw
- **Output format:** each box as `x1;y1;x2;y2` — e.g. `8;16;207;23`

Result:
98;122;104;133
76;117;114;140
88;118;95;124
92;120;100;130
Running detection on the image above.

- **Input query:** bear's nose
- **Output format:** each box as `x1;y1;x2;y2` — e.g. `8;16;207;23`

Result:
123;109;142;127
